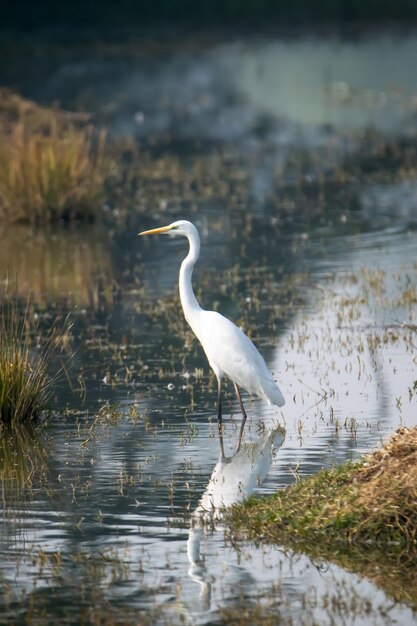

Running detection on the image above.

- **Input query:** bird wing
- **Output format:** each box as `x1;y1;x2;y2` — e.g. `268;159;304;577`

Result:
199;311;284;405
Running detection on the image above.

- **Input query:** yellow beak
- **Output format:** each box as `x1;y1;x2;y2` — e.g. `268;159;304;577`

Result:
138;225;172;236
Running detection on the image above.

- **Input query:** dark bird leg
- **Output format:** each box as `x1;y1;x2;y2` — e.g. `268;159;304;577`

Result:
217;377;225;458
234;383;247;453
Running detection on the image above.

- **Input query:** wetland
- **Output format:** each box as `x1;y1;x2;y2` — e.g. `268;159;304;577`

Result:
0;27;417;625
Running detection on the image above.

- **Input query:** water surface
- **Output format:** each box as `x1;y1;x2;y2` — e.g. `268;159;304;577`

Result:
1;29;417;625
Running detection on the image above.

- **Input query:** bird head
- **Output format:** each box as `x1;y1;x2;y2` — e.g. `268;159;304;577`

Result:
139;220;197;238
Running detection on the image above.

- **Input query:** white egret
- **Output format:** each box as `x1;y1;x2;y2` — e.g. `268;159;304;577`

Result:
139;220;285;452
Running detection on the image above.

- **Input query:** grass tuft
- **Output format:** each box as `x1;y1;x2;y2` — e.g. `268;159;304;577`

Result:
227;427;417;607
0;120;108;223
229;428;417;550
0;297;63;425
0;90;110;224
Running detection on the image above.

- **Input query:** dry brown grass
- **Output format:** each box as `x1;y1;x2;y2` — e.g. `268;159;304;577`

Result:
227;427;417;607
0;89;110;224
355;427;417;544
0;87;90;130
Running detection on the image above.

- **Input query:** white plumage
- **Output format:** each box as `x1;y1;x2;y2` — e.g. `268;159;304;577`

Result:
139;219;285;452
198;310;285;406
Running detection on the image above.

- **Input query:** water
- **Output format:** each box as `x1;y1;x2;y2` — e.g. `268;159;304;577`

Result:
1;29;417;625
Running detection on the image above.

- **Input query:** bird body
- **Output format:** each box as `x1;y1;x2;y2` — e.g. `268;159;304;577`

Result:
194;309;284;406
139;219;285;452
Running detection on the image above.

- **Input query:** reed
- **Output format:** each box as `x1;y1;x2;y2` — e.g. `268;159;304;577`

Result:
0;118;108;223
0;298;61;425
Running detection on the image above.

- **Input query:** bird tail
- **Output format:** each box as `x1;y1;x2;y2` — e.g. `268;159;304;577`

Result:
260;377;285;407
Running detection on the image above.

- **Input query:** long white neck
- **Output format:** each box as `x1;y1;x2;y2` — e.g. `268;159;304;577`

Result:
179;226;203;333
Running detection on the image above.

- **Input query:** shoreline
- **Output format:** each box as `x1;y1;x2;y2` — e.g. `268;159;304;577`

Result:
226;427;417;609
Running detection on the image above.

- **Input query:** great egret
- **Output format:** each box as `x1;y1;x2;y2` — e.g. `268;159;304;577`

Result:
139;220;285;452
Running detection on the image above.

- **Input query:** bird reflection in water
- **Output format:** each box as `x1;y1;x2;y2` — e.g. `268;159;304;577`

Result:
187;426;285;613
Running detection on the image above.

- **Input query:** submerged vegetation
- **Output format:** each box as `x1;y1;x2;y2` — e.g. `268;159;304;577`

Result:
0;89;110;224
0;423;50;510
227;427;417;607
0;297;64;425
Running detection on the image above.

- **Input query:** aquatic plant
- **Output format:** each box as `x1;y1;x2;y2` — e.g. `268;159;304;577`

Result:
0;422;50;510
0;115;109;224
0;298;62;425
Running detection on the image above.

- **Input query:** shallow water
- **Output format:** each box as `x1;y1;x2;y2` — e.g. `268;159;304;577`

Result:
1;30;417;625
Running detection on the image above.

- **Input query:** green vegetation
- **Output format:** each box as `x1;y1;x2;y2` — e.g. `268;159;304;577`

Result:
0;89;110;224
0;297;62;425
227;427;417;607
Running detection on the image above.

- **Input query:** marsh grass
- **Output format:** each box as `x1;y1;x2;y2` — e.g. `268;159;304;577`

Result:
0;118;108;223
0;422;49;511
0;298;64;425
227;427;417;607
